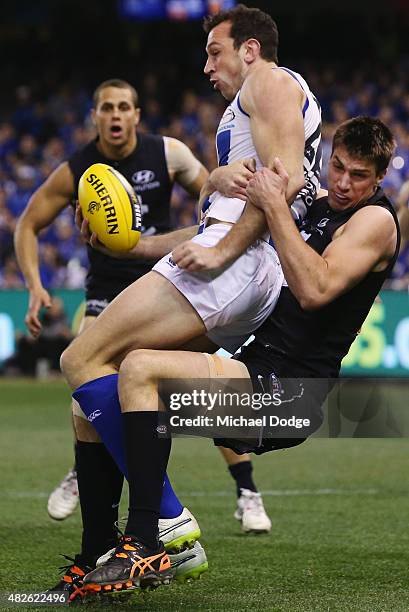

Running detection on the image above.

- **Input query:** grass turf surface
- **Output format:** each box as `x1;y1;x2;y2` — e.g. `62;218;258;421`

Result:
1;379;409;611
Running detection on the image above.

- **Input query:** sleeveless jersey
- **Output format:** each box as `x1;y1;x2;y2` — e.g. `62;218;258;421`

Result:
243;188;400;379
68;133;173;291
204;66;322;225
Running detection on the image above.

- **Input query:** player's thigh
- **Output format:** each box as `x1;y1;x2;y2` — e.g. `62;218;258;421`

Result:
171;352;252;413
124;349;251;389
140;350;251;380
68;271;206;366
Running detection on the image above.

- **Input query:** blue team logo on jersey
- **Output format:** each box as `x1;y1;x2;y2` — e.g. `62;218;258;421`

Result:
218;108;235;130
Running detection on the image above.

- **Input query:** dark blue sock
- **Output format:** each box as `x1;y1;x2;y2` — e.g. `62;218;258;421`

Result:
73;374;183;518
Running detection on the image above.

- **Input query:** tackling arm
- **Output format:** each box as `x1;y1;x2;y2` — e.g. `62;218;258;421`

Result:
199;157;257;205
79;208;199;261
247;162;397;310
128;226;198;259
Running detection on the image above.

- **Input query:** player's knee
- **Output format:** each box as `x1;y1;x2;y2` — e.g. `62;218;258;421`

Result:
119;349;159;388
60;339;82;386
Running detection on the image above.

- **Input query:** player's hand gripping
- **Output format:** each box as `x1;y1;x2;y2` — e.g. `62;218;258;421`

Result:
172;241;224;272
210;158;256;199
25;285;52;337
75;204;119;257
246;158;289;213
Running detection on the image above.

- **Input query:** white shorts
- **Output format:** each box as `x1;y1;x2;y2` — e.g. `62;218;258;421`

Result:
153;223;283;353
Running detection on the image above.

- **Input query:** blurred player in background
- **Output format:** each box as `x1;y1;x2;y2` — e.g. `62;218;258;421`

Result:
60;4;321;594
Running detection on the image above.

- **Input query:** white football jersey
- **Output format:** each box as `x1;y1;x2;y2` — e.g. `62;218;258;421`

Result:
203;66;322;225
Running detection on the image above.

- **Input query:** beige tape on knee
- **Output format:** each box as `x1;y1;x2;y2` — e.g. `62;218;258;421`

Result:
203;353;251;379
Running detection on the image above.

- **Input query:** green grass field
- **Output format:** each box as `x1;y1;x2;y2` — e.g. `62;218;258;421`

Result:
1;379;409;611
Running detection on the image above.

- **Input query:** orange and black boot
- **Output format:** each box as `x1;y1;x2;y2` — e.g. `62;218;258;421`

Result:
83;535;174;594
47;554;93;603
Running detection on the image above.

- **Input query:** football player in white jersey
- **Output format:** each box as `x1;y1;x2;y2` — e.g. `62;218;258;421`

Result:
63;4;321;379
172;6;321;273
61;5;322;592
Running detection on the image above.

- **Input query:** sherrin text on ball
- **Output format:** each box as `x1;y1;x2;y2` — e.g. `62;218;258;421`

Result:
78;163;142;252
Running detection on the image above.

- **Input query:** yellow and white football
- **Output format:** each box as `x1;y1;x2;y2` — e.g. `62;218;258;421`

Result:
78;163;142;252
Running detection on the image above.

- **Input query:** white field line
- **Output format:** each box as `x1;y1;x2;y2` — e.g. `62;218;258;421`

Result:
185;488;381;497
1;488;380;499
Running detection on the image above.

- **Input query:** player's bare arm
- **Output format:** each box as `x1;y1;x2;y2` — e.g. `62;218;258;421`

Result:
78;208;198;261
244;66;305;198
247;160;397;310
173;68;306;272
164;136;208;197
396;179;409;249
14;162;75;337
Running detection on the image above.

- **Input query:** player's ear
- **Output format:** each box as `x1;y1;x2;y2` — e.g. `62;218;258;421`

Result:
243;38;261;63
376;169;387;187
134;108;141;126
90;108;97;126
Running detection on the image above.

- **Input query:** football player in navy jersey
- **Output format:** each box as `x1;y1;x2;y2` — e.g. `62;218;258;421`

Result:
82;116;399;591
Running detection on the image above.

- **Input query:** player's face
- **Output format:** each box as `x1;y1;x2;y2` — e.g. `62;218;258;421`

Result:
327;146;383;211
92;87;140;148
204;21;246;101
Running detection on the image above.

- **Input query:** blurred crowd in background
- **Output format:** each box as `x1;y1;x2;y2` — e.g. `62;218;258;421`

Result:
1;61;409;292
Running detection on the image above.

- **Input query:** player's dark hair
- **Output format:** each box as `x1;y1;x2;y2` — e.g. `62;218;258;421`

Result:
203;4;278;63
332;116;395;175
93;79;139;108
